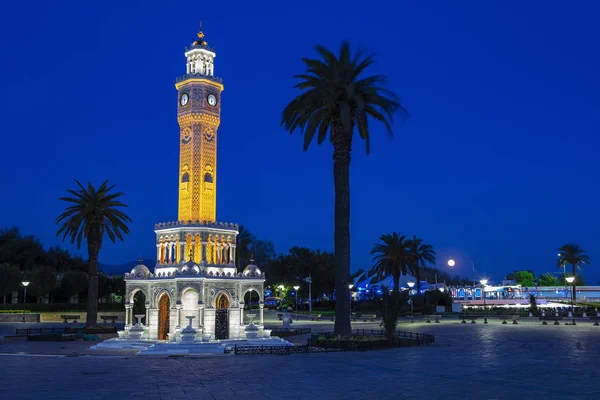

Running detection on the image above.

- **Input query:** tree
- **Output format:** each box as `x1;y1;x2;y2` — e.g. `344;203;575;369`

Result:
236;225;254;269
28;266;57;300
538;273;559;286
512;270;535;287
379;289;405;340
0;263;21;305
371;233;412;294
406;236;436;293
56;180;131;326
557;244;590;302
61;271;88;299
282;42;407;335
250;239;277;267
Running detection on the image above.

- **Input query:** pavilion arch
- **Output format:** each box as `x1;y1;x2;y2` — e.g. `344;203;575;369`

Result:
242;287;263;310
180;287;199;318
128;287;149;304
242;287;264;303
154;289;173;308
212;289;233;309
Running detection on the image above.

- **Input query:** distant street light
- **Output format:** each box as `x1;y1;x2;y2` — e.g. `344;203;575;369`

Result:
304;275;312;313
480;279;488;314
566;276;576;325
21;281;30;322
293;285;300;311
407;281;415;322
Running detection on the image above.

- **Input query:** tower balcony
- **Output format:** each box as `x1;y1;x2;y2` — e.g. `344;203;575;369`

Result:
176;73;223;85
155;220;238;230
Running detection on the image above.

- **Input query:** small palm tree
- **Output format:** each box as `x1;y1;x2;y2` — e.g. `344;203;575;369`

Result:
371;233;412;294
407;236;436;293
557;243;590;302
282;42;408;335
56;180;131;326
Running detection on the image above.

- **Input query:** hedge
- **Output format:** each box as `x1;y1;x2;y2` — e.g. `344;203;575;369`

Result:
0;303;124;312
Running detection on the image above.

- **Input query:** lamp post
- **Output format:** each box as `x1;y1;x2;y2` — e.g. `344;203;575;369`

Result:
304;275;312;313
407;281;415;322
293;285;300;312
566;276;575;325
21;281;30;322
480;279;488;310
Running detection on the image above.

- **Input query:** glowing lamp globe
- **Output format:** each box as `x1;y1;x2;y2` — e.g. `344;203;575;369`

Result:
407;281;415;288
566;276;575;283
480;279;488;286
447;259;455;267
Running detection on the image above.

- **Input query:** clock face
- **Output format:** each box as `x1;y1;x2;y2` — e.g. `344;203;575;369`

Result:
207;94;217;107
180;93;189;106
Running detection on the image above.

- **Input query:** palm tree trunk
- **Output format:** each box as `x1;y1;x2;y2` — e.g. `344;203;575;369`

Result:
86;233;101;327
572;264;577;303
415;266;421;293
332;126;352;336
393;270;400;294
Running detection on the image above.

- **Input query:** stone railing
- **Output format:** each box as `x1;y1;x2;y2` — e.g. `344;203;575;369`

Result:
175;73;223;85
155;220;238;230
185;44;216;53
125;269;265;280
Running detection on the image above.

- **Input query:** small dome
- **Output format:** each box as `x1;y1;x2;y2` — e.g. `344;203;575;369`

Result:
243;263;261;277
131;259;150;277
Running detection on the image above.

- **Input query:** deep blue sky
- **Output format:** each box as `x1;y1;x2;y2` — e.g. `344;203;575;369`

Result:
1;1;599;284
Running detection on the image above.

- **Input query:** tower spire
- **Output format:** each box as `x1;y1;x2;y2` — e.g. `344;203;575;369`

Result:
194;20;207;46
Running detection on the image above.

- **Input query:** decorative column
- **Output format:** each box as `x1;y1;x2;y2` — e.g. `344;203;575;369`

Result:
201;241;207;263
190;238;195;262
145;302;150;325
231;244;236;265
156;244;161;264
239;301;245;326
179;240;185;263
176;302;182;329
166;243;172;264
198;301;204;328
125;303;133;328
259;302;264;326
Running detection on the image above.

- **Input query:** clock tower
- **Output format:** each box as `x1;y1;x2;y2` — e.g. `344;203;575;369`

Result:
175;24;223;223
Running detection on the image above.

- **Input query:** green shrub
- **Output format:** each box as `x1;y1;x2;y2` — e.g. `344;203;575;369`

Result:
28;334;76;342
0;309;31;313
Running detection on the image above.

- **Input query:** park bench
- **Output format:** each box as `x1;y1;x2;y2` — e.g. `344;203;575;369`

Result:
61;315;80;323
502;315;521;325
424;315;441;323
459;314;482;324
309;314;322;321
360;313;377;322
539;315;563;325
100;315;118;323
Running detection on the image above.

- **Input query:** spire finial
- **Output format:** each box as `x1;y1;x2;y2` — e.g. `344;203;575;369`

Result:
138;257;143;264
198;20;205;40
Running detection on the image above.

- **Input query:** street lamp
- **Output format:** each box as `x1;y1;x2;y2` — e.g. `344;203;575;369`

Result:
21;281;30;322
566;276;575;325
407;281;415;322
304;275;312;313
293;285;300;312
480;279;488;322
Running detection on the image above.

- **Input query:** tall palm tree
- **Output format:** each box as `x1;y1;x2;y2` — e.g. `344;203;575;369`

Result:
406;235;436;293
371;233;412;294
56;180;131;326
282;42;408;335
557;243;590;302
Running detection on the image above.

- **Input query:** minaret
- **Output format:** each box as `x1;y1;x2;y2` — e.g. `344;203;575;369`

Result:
175;23;223;223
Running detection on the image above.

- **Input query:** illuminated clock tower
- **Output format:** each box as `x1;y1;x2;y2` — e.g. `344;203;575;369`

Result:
153;25;238;268
175;25;223;223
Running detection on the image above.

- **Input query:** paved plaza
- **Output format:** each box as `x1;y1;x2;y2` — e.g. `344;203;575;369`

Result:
1;318;600;399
